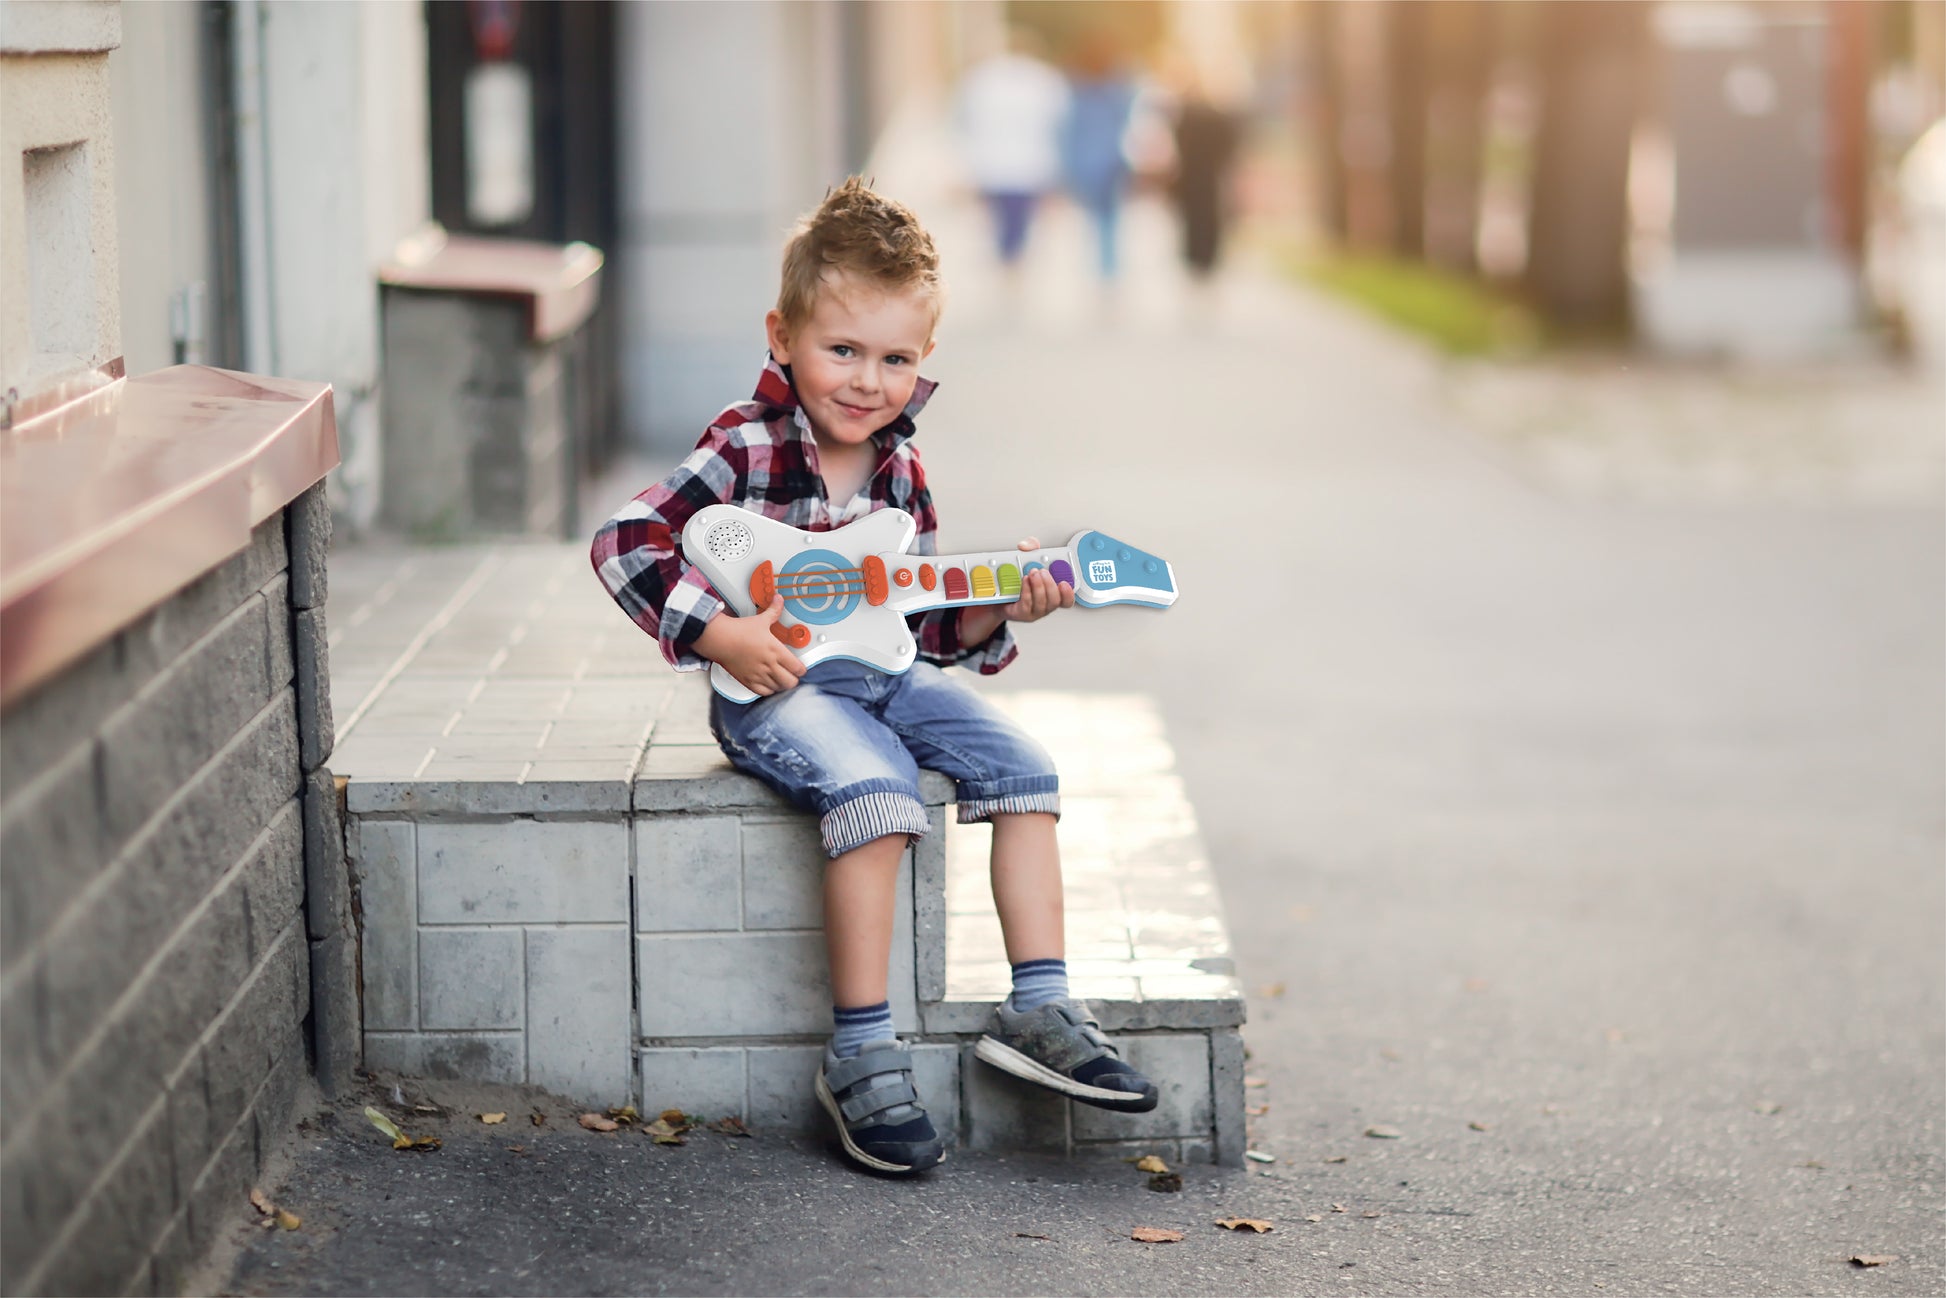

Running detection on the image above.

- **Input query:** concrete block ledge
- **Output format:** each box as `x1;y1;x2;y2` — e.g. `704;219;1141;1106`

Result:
328;544;1246;1159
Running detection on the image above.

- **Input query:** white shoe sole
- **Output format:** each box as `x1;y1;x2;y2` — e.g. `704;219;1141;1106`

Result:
974;1035;1157;1109
815;1069;944;1174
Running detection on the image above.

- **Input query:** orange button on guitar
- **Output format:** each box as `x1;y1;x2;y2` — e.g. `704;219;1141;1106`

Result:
919;564;937;591
893;568;913;587
748;560;776;610
770;621;812;648
862;555;889;606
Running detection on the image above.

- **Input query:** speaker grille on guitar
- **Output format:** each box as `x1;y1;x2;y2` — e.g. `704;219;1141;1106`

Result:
703;519;754;563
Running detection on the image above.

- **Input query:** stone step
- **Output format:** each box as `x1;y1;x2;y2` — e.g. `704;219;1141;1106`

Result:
329;541;1247;1162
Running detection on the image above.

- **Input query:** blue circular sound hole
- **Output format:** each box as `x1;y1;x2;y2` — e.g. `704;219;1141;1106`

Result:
778;549;860;625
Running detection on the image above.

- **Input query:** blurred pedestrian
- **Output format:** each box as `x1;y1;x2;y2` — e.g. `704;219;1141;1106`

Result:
1059;28;1140;284
1170;76;1244;281
956;29;1069;273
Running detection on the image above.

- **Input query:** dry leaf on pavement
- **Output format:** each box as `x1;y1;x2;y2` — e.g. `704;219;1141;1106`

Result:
1850;1256;1897;1268
1148;1172;1183;1193
608;1105;640;1125
1244;1150;1275;1164
1215;1218;1273;1233
531;1112;547;1126
1468;1121;1490;1132
644;1118;687;1145
578;1113;620;1133
1365;1125;1403;1139
706;1116;752;1137
364;1107;405;1143
1131;1227;1184;1243
1322;1155;1348;1163
1134;1155;1169;1173
249;1188;274;1216
276;1210;301;1231
1304;1214;1323;1223
479;1113;507;1125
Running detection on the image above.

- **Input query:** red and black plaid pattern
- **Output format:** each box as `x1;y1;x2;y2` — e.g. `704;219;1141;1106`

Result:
591;354;1019;676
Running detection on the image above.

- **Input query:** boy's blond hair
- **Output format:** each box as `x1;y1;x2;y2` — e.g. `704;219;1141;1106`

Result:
778;177;942;330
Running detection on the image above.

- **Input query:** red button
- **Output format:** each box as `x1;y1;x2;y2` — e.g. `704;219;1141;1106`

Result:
894;568;913;587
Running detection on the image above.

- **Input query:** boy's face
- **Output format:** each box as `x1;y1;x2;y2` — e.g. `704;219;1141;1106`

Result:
766;273;936;452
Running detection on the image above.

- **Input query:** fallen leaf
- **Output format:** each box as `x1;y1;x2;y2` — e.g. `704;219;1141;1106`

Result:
258;1217;276;1230
1378;1048;1403;1062
1798;1159;1825;1169
1322;1155;1348;1164
1245;1150;1276;1164
644;1118;686;1145
1134;1155;1170;1174
1014;1232;1051;1240
1246;1104;1270;1117
1331;1204;1348;1213
578;1113;620;1133
1244;1076;1268;1088
399;1135;442;1152
706;1116;752;1137
1147;1172;1183;1193
1256;982;1286;999
249;1188;274;1216
1361;1211;1383;1219
413;1103;440;1114
530;1112;547;1126
1753;1100;1784;1115
659;1108;695;1126
1215;1218;1273;1233
479;1113;507;1125
364;1107;405;1144
1365;1125;1403;1139
608;1105;640;1124
1131;1227;1184;1243
507;1145;526;1155
1850;1256;1897;1268
1468;1121;1490;1132
276;1209;301;1231
1304;1214;1323;1223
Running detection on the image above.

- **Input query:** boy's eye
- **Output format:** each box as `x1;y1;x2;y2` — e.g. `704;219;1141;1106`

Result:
885;355;908;366
830;344;853;358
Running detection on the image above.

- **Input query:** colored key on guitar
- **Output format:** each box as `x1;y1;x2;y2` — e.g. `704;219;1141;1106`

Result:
680;504;1177;703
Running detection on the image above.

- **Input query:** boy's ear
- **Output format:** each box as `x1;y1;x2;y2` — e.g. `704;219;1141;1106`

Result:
922;337;936;360
764;309;792;364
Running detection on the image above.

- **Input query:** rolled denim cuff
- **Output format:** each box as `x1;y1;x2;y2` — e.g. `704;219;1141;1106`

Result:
820;790;931;857
956;790;1062;824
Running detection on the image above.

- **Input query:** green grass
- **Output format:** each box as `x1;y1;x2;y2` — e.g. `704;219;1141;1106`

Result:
1287;251;1545;358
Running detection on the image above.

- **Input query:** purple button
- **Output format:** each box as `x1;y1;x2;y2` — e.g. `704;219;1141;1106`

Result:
1048;559;1075;587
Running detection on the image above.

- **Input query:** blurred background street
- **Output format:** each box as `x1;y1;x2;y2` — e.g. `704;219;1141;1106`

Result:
4;1;1943;1294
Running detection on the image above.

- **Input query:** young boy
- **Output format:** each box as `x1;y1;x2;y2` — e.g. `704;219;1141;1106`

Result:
591;178;1155;1175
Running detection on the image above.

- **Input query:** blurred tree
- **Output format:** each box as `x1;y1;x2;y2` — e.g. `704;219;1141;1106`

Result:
1524;0;1648;329
1423;1;1496;273
1306;0;1350;244
1384;1;1430;258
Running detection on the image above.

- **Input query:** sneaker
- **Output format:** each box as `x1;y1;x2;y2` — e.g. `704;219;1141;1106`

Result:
975;997;1160;1112
815;1039;946;1174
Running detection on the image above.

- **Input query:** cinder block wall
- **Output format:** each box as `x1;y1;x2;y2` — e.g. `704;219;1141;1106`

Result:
0;484;350;1297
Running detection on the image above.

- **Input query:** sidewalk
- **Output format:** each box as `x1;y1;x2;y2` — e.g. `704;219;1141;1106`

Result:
221;179;1943;1295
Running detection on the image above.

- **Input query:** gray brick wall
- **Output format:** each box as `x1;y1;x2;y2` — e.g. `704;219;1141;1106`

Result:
0;484;344;1297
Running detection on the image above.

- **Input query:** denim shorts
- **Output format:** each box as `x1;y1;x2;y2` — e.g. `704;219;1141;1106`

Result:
710;659;1060;858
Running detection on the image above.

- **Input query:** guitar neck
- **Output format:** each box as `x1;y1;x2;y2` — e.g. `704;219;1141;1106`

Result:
874;543;1079;612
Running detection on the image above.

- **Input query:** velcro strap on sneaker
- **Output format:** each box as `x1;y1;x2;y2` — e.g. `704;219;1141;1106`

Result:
839;1076;920;1123
1052;1003;1118;1057
824;1044;913;1093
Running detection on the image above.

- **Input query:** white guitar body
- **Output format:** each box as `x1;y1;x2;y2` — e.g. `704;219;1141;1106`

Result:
681;504;1178;703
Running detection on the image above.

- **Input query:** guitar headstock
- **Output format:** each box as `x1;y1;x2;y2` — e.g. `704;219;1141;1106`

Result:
1065;531;1177;608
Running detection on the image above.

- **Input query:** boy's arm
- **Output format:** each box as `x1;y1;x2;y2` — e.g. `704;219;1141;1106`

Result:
589;432;743;671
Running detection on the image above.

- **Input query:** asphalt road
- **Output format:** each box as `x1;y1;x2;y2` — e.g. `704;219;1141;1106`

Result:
227;215;1943;1295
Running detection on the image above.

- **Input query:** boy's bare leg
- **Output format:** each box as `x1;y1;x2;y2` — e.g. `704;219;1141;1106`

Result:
823;832;909;1006
990;811;1065;964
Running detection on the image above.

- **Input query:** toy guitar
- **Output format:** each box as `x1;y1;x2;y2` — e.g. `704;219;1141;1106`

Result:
682;504;1177;703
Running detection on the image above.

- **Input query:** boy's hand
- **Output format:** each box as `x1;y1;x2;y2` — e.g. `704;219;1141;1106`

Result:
1000;537;1075;624
693;598;808;696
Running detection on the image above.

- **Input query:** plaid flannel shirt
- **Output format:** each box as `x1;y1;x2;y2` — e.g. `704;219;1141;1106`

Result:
590;355;1019;676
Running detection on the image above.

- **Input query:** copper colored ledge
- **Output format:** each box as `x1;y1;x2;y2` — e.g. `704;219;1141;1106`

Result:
0;365;340;707
379;225;603;343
